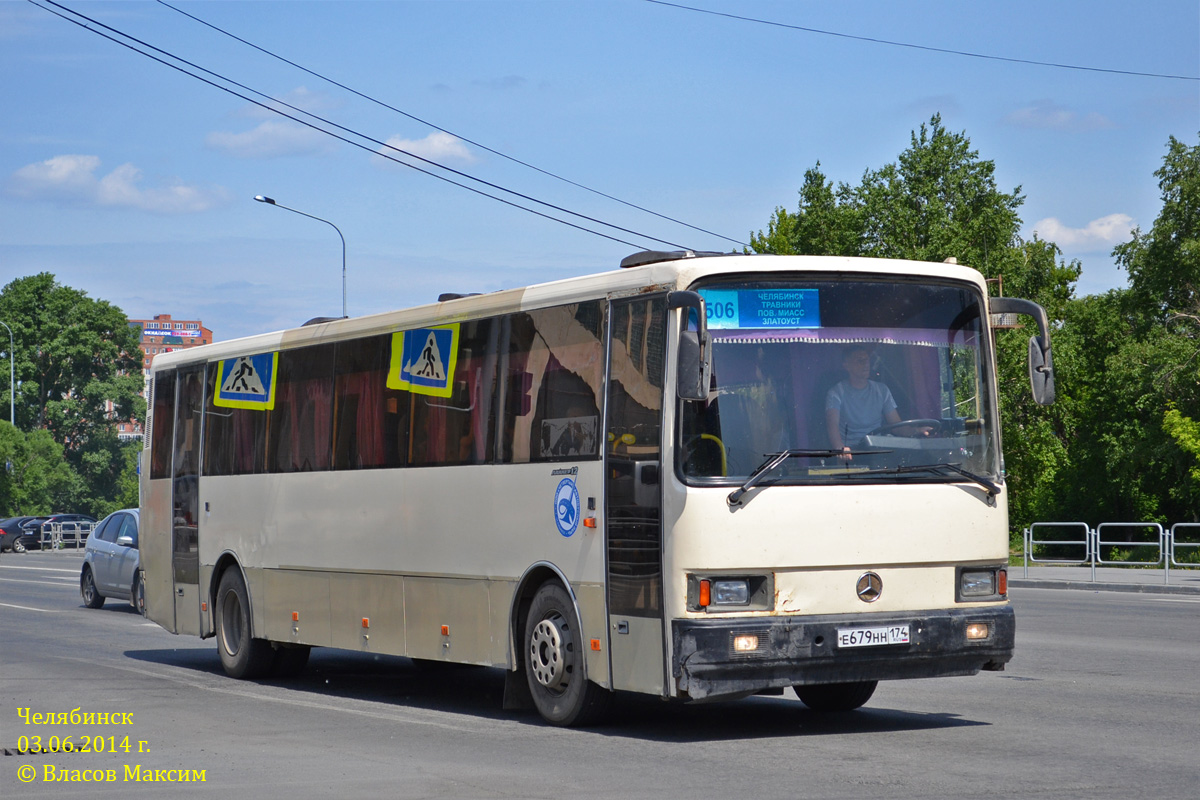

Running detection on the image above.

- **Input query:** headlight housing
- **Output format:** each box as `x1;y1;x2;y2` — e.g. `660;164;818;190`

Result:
956;566;1007;602
687;574;773;612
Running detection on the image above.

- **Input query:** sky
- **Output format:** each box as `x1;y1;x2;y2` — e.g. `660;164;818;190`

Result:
2;0;1197;342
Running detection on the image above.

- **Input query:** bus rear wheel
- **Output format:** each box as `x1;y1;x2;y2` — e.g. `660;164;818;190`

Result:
215;568;274;679
523;583;610;727
794;681;877;712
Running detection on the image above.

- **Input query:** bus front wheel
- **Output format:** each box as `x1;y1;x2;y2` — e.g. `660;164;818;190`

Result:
523;583;610;726
215;568;274;679
794;681;877;712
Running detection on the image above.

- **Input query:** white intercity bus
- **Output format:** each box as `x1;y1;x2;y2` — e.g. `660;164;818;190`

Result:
140;251;1055;725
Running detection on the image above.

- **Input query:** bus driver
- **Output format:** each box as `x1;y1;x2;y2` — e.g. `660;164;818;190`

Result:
826;345;903;460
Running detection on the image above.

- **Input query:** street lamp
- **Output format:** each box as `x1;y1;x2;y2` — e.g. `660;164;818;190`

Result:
0;320;14;427
254;195;347;318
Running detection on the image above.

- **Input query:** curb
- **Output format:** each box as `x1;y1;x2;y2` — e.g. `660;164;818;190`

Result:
1009;579;1200;596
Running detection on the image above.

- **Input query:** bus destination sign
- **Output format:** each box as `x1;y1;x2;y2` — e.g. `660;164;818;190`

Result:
700;288;821;330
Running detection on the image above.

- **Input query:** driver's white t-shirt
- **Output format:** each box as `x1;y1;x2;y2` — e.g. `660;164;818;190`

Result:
826;380;898;446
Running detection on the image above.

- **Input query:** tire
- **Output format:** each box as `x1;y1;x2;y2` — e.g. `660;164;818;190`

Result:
132;571;146;616
215;568;274;679
795;681;878;712
271;645;311;678
81;567;105;608
523;582;610;726
13;540;26;554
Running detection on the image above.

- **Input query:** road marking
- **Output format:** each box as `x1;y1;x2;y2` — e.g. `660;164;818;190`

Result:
0;602;66;613
0;577;78;586
1146;596;1200;604
0;564;82;574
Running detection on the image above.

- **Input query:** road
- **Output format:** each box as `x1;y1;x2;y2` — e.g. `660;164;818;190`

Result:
2;551;1198;799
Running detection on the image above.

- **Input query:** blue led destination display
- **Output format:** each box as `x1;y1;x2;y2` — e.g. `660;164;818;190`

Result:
700;288;821;330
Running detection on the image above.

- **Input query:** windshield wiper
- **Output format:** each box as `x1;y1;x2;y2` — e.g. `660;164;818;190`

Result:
850;463;1001;499
726;448;885;507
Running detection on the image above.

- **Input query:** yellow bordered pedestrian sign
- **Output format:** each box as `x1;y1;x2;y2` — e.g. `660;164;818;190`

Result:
213;352;279;410
387;325;459;398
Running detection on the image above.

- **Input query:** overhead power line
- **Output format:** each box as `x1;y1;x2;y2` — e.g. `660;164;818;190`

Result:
31;0;693;253
155;0;747;248
646;0;1199;82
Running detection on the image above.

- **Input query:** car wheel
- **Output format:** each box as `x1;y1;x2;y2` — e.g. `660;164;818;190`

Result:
794;681;877;712
132;571;146;616
215;568;274;679
81;567;105;609
13;540;25;554
523;582;610;726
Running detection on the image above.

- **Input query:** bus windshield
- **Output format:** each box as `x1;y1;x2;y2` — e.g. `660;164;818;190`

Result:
679;278;999;486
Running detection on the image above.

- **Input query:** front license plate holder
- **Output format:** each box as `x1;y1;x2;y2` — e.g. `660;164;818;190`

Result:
836;624;910;648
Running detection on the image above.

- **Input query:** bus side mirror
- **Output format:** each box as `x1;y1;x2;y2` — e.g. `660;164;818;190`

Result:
668;291;711;401
990;297;1056;406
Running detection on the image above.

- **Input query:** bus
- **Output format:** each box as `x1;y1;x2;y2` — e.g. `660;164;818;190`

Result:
140;251;1055;726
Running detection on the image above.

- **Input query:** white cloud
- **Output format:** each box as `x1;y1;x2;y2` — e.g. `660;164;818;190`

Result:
1032;213;1134;251
1004;100;1114;131
238;87;343;120
377;131;474;165
8;154;226;213
206;120;332;159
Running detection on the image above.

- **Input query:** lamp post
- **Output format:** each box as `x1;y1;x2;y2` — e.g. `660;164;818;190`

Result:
0;320;13;427
254;195;347;318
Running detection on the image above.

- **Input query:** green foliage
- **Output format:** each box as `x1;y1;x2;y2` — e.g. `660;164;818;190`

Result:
1163;406;1200;493
0;274;146;518
0;422;83;516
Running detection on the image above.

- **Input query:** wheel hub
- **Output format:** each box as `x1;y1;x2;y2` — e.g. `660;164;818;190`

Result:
529;613;571;691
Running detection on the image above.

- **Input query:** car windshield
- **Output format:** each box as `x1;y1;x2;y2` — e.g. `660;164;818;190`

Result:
679;278;999;486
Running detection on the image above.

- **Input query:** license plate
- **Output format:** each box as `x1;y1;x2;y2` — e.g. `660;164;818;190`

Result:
836;625;910;648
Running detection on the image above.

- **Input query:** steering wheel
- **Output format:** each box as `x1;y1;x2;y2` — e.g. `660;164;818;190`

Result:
867;418;943;436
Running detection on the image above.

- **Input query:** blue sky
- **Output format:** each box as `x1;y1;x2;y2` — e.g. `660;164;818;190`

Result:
2;0;1197;341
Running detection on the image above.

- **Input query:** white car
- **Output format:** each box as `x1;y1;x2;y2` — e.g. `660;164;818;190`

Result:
80;509;143;613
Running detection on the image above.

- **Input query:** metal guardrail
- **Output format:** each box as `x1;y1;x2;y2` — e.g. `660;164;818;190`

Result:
1024;521;1199;583
37;522;94;551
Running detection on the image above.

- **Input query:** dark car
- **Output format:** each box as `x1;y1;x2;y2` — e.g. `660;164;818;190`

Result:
0;516;49;553
28;513;96;550
80;509;142;613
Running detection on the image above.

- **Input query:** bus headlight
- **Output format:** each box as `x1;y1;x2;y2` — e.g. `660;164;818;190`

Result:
687;574;773;611
712;579;750;606
957;567;1006;601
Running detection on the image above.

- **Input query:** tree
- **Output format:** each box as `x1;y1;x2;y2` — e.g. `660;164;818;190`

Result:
0;422;83;516
0;274;145;516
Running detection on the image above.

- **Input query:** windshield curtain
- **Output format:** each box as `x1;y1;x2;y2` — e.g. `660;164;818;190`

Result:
679;278;998;485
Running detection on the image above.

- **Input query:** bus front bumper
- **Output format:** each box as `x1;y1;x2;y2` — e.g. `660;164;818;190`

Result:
671;606;1014;700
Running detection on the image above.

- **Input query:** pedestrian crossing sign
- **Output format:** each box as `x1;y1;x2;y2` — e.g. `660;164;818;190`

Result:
213;352;279;410
388;325;459;397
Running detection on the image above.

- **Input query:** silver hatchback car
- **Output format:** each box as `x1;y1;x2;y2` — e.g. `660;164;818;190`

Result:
80;509;143;613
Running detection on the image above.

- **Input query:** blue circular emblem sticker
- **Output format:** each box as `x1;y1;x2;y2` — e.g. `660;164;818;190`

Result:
554;478;580;537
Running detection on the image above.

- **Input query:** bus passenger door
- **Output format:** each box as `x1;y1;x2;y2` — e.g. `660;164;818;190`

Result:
605;295;667;695
170;366;204;636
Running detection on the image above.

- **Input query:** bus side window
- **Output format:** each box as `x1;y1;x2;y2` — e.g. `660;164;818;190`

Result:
407;319;496;467
501;300;605;464
269;345;335;473
150;371;176;480
333;334;399;470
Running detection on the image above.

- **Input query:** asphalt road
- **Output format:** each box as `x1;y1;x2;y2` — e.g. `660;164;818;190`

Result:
2;551;1198;799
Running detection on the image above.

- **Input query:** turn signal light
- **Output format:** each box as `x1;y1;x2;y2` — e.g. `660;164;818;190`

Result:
698;579;711;608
